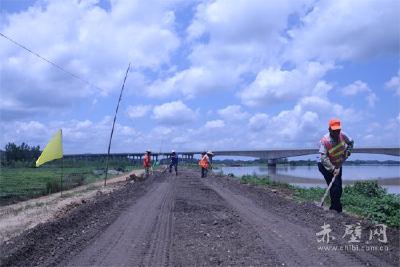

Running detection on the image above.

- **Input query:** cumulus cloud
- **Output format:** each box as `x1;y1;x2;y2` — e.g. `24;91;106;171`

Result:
385;71;400;96
341;80;378;107
126;105;152;118
239;62;334;106
248;113;269;131
204;119;225;129
242;95;365;148
188;0;310;66
217;105;249;121
286;0;400;63
152;100;196;125
141;0;314;100
0;0;180;120
1;0;398;152
0;117;142;153
146;65;238;99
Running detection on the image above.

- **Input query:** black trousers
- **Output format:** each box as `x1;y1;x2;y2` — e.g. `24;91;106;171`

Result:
201;167;208;178
318;162;343;212
169;163;178;174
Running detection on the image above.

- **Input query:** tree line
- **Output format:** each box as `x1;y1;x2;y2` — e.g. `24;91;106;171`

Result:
1;142;41;166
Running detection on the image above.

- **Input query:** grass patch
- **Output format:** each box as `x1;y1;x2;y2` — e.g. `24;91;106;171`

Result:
238;175;400;227
240;175;293;189
0;159;138;205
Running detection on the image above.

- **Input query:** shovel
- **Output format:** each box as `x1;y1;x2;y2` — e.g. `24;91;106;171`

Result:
319;171;339;207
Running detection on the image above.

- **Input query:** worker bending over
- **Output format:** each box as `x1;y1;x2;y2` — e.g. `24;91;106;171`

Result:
318;119;354;213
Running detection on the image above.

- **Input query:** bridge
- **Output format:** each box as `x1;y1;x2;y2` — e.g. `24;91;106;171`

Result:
65;147;400;165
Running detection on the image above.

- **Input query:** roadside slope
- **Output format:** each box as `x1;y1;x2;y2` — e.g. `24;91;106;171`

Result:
204;174;399;266
1;168;398;266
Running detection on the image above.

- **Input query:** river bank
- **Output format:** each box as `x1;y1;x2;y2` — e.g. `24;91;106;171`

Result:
215;164;400;193
238;175;400;228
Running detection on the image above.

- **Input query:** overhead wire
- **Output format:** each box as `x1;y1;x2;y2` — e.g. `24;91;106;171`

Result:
0;31;103;91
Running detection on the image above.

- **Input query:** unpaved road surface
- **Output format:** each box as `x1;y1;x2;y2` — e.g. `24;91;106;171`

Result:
1;168;399;266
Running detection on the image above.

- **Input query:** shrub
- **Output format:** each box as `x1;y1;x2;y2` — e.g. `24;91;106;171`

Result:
350;180;386;197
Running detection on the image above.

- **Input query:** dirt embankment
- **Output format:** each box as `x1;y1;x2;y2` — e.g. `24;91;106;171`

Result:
0;170;143;244
0;168;399;266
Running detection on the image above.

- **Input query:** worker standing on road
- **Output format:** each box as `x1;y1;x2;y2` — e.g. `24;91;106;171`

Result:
318;119;354;213
169;150;178;175
199;151;209;178
144;150;152;177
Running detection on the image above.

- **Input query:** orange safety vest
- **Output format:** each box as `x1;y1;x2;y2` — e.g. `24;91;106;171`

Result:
199;155;209;169
143;154;151;168
321;133;346;168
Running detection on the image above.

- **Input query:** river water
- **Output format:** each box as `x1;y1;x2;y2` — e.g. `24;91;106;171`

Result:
217;165;400;194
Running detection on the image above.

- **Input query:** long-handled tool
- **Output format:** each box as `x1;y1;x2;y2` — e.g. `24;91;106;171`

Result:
161;165;169;174
319;172;339;207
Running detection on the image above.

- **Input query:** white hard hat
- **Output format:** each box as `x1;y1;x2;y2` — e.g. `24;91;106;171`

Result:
207;151;213;155
146;149;151;153
172;150;175;153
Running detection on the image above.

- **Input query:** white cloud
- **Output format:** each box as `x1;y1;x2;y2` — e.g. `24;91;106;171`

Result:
1;0;398;152
239;62;334;106
286;0;400;63
342;80;369;96
385;72;400;96
126;105;152;118
248;113;269;131
142;0;314;101
0;117;142;153
188;0;311;66
0;0;180;120
217;105;249;121
242;95;364;148
146;66;238;99
205;119;225;129
152;101;196;125
366;93;378;108
341;80;378;107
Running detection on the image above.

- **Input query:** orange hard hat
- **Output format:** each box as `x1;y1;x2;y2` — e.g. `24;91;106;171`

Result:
329;119;341;130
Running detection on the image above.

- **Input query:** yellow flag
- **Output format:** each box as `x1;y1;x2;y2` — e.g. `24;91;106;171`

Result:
36;129;63;167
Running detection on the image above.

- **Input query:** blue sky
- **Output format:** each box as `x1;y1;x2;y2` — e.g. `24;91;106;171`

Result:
0;0;399;157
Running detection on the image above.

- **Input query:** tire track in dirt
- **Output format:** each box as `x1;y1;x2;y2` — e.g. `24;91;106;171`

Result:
61;177;174;267
171;171;282;266
140;177;175;267
204;177;393;266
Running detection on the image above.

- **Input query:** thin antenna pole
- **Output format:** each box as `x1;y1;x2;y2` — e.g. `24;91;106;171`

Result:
104;63;131;186
61;157;64;196
61;129;64;196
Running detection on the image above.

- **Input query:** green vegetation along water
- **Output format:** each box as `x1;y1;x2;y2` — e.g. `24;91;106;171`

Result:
239;176;400;227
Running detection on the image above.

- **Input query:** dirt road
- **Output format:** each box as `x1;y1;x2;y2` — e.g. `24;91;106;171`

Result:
1;168;399;266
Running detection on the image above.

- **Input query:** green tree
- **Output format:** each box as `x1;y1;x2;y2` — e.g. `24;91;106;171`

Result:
4;142;41;165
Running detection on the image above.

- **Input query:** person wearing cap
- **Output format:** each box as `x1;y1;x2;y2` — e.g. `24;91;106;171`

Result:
318;119;354;213
143;150;152;177
199;151;209;178
169;150;178;176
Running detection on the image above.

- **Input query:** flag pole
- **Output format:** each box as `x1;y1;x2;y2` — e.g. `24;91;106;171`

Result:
105;63;131;186
60;129;63;196
61;157;64;196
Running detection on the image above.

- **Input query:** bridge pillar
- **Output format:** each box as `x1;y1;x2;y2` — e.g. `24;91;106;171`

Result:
267;159;277;176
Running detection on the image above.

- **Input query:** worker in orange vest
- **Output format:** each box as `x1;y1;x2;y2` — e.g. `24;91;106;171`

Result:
199;151;209;178
318;119;354;213
143;150;152;177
